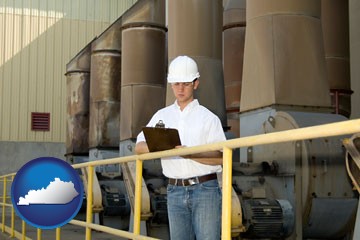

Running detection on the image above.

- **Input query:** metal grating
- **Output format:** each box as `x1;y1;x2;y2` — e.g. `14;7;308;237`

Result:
31;112;50;131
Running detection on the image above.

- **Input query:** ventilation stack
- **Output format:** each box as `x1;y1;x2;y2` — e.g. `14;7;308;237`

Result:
223;0;246;138
240;1;330;112
167;0;227;126
235;1;357;239
321;0;352;117
119;0;167;238
88;18;122;163
87;17;127;225
65;42;92;165
65;41;105;224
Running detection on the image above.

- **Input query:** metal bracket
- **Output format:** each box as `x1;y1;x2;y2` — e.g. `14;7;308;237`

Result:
268;116;276;128
247;146;253;163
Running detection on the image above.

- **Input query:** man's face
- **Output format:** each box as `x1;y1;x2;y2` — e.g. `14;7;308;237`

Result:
171;80;199;106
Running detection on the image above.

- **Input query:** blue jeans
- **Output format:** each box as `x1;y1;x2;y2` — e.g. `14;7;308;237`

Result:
166;179;222;240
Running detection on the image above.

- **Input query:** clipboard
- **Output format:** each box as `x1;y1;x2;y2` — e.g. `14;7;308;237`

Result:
142;126;181;152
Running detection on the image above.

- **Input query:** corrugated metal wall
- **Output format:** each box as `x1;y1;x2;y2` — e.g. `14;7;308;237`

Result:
0;0;136;142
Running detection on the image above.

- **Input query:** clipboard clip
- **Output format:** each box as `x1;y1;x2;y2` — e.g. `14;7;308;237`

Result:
155;120;165;128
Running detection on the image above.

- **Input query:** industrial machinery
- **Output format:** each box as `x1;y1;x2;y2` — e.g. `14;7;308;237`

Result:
64;0;359;239
233;110;358;239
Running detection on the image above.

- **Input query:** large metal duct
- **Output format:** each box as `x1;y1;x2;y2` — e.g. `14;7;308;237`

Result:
237;1;357;239
321;0;352;117
167;0;227;126
119;2;167;237
223;0;246;138
65;42;92;155
120;0;166;141
240;0;331;112
89;18;122;148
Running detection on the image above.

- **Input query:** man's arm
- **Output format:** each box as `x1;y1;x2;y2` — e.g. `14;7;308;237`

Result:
183;150;223;165
135;142;223;165
135;141;150;154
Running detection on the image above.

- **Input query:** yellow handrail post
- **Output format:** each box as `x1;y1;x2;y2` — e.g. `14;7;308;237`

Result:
85;165;94;240
221;147;233;240
133;158;143;235
11;175;15;237
56;227;61;240
22;220;26;240
2;177;7;233
37;228;42;240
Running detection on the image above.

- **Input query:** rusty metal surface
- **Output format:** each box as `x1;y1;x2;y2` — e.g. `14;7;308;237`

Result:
120;0;166;141
89;17;122;148
65;44;92;154
66;42;93;73
89;101;120;148
89;51;121;147
66;72;90;154
90;52;121;102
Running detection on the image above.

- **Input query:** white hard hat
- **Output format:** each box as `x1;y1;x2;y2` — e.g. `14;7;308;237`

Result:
167;56;200;83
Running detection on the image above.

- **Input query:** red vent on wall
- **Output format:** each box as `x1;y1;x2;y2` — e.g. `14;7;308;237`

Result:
31;112;50;131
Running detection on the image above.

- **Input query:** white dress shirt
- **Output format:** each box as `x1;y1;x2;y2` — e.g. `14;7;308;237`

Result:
136;99;226;178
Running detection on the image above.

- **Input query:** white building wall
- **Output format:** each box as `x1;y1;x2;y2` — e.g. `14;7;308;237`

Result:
0;0;136;142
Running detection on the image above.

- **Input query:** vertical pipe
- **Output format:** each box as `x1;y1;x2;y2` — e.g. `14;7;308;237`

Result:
133;158;143;235
2;177;6;232
222;147;233;240
85;166;94;240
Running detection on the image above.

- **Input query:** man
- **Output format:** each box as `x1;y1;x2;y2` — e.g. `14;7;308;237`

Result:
135;55;226;240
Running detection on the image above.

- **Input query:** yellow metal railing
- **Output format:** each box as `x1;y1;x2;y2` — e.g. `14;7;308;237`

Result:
1;119;360;240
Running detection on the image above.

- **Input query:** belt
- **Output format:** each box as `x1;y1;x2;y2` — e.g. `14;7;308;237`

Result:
168;173;217;186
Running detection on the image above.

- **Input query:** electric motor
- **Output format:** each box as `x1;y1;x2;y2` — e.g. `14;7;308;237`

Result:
241;199;294;239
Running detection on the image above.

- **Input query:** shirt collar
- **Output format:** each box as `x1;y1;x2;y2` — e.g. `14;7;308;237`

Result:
174;99;199;111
